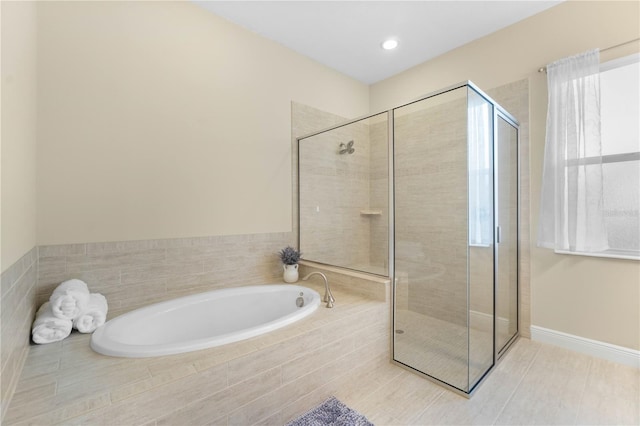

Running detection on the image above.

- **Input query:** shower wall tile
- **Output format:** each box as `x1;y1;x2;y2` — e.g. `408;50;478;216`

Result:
394;93;469;325
0;246;38;422
292;102;350;246
299;118;372;269
36;232;293;314
299;262;389;302
393;79;531;335
369;119;390;269
470;246;495;316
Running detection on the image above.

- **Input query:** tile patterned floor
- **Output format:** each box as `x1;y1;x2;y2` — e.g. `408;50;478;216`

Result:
5;311;639;425
340;338;639;426
395;309;495;391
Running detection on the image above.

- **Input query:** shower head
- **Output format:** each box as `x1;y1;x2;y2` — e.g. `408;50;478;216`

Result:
339;140;355;155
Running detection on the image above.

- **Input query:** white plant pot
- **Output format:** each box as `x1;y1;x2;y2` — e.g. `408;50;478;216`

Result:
283;264;299;283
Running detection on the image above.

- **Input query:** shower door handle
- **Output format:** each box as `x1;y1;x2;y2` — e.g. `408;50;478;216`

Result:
496;226;502;244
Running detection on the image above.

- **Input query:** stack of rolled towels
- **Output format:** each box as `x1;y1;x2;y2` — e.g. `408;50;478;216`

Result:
31;279;108;344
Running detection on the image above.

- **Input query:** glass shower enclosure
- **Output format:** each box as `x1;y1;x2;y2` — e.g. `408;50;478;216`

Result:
297;82;519;395
393;84;519;394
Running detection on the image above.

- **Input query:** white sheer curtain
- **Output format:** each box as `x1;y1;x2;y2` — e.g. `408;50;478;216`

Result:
538;49;609;252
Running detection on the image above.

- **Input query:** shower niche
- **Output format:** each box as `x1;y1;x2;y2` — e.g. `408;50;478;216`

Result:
297;82;519;396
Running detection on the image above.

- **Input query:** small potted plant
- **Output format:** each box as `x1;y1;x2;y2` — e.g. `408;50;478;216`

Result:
279;246;301;283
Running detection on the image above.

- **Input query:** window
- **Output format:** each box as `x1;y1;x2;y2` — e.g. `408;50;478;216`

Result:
559;54;640;259
599;54;640;258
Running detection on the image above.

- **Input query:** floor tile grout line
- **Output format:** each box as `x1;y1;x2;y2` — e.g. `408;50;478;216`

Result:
340;362;405;419
572;358;593;425
107;365;156;404
410;388;446;424
277;356;392;424
491;342;541;425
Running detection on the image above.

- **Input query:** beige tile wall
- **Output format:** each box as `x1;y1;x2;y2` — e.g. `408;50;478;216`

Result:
37;233;293;316
394;87;470;326
0;246;38;421
298;118;372;268
369;118;390;270
299;261;390;302
292;101;347;254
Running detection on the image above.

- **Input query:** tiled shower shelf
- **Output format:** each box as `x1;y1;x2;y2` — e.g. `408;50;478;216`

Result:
360;209;382;215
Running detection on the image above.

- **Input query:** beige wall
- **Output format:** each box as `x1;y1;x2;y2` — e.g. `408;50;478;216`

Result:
371;0;640;350
1;1;38;272
1;2;39;417
36;1;369;246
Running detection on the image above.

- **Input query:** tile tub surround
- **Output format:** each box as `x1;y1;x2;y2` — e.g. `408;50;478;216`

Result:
37;232;293;316
4;284;390;425
0;247;38;422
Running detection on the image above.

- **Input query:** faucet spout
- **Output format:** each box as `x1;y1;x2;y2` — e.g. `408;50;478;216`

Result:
301;271;334;308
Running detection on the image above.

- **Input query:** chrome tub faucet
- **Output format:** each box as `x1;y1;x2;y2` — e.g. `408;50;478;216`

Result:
302;272;334;308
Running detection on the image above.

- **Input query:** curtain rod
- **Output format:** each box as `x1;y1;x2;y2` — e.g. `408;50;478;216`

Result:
537;37;640;73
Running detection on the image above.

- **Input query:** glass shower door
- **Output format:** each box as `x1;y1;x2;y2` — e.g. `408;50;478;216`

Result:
495;113;519;355
467;88;495;388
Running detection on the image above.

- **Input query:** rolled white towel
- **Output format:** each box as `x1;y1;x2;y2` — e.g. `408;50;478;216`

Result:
49;279;90;320
32;302;73;344
73;293;108;333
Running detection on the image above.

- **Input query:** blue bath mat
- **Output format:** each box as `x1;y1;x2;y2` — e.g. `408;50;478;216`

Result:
286;396;374;426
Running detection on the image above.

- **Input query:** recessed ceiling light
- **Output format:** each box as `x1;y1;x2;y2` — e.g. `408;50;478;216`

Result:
381;39;398;50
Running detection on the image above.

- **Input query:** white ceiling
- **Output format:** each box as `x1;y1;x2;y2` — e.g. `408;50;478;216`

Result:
194;1;562;84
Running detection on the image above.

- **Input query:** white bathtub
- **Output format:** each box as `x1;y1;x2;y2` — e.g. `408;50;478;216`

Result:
90;284;320;358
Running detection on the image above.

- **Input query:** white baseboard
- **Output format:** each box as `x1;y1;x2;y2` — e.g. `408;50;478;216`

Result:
531;325;640;368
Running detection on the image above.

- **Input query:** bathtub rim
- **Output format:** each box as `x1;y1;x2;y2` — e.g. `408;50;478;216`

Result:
90;283;321;358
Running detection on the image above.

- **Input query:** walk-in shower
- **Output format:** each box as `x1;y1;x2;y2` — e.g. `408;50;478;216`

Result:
297;81;519;396
298;112;389;276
